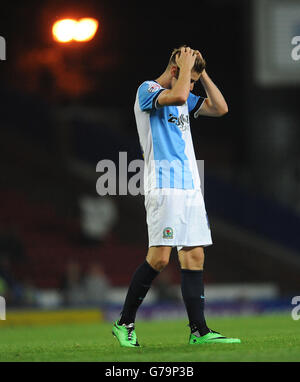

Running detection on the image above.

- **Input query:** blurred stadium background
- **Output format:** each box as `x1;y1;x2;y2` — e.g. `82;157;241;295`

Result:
0;0;300;326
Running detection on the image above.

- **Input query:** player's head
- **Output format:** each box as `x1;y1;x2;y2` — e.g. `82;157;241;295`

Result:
168;45;206;73
168;45;206;90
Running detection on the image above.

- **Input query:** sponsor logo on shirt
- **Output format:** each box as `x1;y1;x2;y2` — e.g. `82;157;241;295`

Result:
168;113;189;132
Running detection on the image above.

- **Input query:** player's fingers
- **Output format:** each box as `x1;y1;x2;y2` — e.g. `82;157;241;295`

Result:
186;47;195;56
195;50;202;59
186;48;194;58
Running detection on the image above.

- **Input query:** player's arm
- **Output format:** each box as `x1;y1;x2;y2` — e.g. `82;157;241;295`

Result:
196;69;228;117
157;47;196;107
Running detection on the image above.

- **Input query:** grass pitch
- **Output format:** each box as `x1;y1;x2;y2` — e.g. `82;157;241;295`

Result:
0;313;299;362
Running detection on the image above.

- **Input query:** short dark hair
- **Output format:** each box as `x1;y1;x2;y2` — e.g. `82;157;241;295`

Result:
168;45;206;73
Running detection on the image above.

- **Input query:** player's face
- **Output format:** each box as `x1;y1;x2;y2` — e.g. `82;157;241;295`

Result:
190;71;201;91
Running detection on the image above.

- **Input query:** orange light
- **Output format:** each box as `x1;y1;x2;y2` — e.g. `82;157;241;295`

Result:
52;19;77;43
73;18;99;42
52;18;99;43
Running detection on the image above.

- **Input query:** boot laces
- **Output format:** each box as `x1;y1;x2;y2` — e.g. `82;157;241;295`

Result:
124;323;135;341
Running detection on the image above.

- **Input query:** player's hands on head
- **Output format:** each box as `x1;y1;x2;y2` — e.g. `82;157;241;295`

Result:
175;46;197;71
194;50;206;75
194;50;203;60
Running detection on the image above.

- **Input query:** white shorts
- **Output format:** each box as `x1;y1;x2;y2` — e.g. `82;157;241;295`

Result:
144;188;213;252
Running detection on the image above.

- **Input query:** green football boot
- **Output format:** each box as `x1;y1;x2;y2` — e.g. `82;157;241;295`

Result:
112;321;140;347
189;329;241;344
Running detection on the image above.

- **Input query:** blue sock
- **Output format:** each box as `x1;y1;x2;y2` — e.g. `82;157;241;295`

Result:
181;269;209;336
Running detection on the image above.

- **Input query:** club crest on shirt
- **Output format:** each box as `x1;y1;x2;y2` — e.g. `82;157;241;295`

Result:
147;82;160;93
163;227;173;239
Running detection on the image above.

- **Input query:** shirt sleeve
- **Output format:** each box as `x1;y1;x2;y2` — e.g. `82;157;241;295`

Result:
187;92;206;119
137;81;165;112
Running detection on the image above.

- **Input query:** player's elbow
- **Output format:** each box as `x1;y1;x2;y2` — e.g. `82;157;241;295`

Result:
215;104;228;117
173;95;187;106
159;93;187;107
171;89;189;106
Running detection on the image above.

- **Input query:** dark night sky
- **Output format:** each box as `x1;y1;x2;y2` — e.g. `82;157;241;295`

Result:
0;0;244;94
0;0;246;161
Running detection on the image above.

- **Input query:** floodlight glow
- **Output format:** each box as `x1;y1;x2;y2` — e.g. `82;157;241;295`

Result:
52;19;77;43
52;18;99;43
73;18;99;42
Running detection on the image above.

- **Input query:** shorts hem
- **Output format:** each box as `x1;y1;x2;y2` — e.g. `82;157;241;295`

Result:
148;242;213;249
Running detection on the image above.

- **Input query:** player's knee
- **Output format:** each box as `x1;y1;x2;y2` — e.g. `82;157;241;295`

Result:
190;251;204;265
150;256;169;272
154;259;169;271
179;247;205;270
146;246;171;272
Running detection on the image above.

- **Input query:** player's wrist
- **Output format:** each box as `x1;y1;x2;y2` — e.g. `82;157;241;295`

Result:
178;65;192;77
200;70;209;83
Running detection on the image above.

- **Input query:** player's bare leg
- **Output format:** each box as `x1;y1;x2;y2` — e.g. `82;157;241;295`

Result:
178;246;204;270
146;245;172;272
